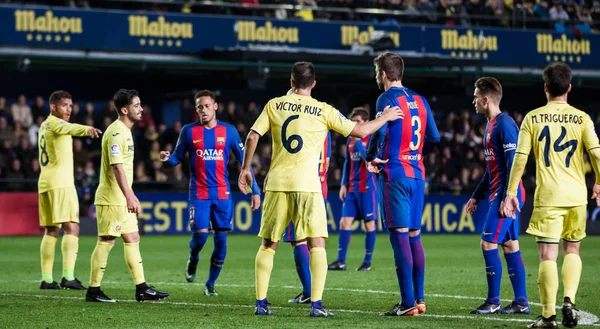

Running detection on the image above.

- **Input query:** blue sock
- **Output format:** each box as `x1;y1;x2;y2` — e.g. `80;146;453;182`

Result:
206;231;227;287
337;229;352;262
189;232;208;262
483;249;502;305
389;231;415;308
363;230;376;264
311;299;323;309
409;234;426;300
504;250;529;306
293;244;311;297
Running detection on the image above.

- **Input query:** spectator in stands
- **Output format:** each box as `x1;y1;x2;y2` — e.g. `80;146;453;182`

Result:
137;105;156;129
99;99;117;123
31;96;47;121
11;94;33;128
550;1;570;23
6;158;26;191
295;0;317;20
16;135;36;174
0;116;13;144
73;138;89;169
135;161;151;182
180;98;195;124
28;116;42;147
219;101;240;124
416;0;437;23
78;102;96;125
0;97;8;119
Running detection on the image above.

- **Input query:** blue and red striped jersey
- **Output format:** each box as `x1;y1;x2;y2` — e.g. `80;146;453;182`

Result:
367;86;440;181
341;136;376;193
166;120;260;201
318;132;332;199
472;113;525;203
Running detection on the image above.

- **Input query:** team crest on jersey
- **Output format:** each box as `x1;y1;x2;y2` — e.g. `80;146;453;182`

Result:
59;120;67;125
217;137;225;145
110;143;120;156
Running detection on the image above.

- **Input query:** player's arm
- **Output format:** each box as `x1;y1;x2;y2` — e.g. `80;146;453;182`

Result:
107;134;140;214
230;127;261;210
340;141;350;201
52;120;102;138
325;132;332;173
466;171;489;214
348;105;402;138
504;115;533;218
581;115;600;205
366;95;394;173
239;102;270;195
422;105;441;155
500;119;520;202
160;126;187;166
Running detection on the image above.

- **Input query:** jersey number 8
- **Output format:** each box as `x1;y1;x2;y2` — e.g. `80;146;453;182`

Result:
40;135;49;167
282;115;304;154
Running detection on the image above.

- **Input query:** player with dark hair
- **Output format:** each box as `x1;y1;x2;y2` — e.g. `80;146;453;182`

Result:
239;61;403;317
328;107;378;272
38;90;102;290
367;52;440;316
160;89;261;296
503;62;600;329
465;77;529;315
86;89;169;303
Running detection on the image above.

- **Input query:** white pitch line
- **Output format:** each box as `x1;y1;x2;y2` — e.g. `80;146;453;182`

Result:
7;280;600;326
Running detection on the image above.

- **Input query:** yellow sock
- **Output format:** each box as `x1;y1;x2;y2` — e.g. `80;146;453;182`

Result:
539;260;559;318
61;234;79;281
255;246;275;300
124;242;146;285
310;247;327;302
89;241;114;287
41;235;57;283
562;253;582;304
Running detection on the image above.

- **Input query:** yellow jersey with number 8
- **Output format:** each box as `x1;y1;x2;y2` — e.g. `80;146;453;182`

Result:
251;94;356;193
510;101;600;207
38;115;90;193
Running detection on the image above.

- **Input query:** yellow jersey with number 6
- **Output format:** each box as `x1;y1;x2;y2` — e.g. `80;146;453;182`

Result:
251;94;356;193
38;115;90;193
510;101;600;207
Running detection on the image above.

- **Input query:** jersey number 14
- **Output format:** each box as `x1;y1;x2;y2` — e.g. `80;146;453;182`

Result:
538;125;578;168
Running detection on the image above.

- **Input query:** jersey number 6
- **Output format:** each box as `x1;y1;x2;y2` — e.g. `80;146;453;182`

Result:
282;115;304;154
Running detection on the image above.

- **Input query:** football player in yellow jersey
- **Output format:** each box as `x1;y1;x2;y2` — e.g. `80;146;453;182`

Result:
238;61;403;317
503;63;600;329
86;89;169;303
38;90;102;290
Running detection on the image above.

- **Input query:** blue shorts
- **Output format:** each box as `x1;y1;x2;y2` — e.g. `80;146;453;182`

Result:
283;200;328;243
380;178;424;231
341;190;377;221
481;200;524;244
189;199;233;231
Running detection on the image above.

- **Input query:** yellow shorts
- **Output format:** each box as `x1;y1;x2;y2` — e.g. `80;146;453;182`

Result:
39;187;79;227
96;205;139;237
259;192;327;242
527;205;587;243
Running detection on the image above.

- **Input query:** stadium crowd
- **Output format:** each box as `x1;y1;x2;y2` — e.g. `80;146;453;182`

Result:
1;0;599;32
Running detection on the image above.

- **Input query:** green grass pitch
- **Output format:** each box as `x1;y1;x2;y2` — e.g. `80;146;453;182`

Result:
1;234;599;328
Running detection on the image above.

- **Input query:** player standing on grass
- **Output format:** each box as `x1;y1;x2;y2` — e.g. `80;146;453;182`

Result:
86;89;169;303
328;107;378;272
160;89;261;296
238;61;403;317
284;127;331;304
38;90;102;290
366;52;440;316
464;77;530;315
503;63;600;329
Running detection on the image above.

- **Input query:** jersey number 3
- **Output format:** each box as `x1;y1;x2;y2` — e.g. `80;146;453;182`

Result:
282;115;303;154
410;116;422;151
538;125;578;168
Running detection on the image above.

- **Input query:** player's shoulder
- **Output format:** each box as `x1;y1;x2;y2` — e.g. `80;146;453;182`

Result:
217;120;240;134
181;121;197;131
497;112;518;127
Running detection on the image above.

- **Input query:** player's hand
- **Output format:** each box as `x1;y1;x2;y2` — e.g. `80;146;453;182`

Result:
87;128;102;138
367;158;388;174
339;185;347;202
251;194;261;211
238;168;253;195
382;105;404;122
591;183;600;207
159;151;170;162
126;194;141;214
465;198;478;214
501;195;520;219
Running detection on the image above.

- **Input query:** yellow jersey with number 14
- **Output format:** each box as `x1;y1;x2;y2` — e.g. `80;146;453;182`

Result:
38;115;91;193
94;120;135;206
507;101;600;207
252;94;356;193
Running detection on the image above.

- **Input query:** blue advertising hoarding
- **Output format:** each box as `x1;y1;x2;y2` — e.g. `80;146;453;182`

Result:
137;192;489;235
0;5;597;68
